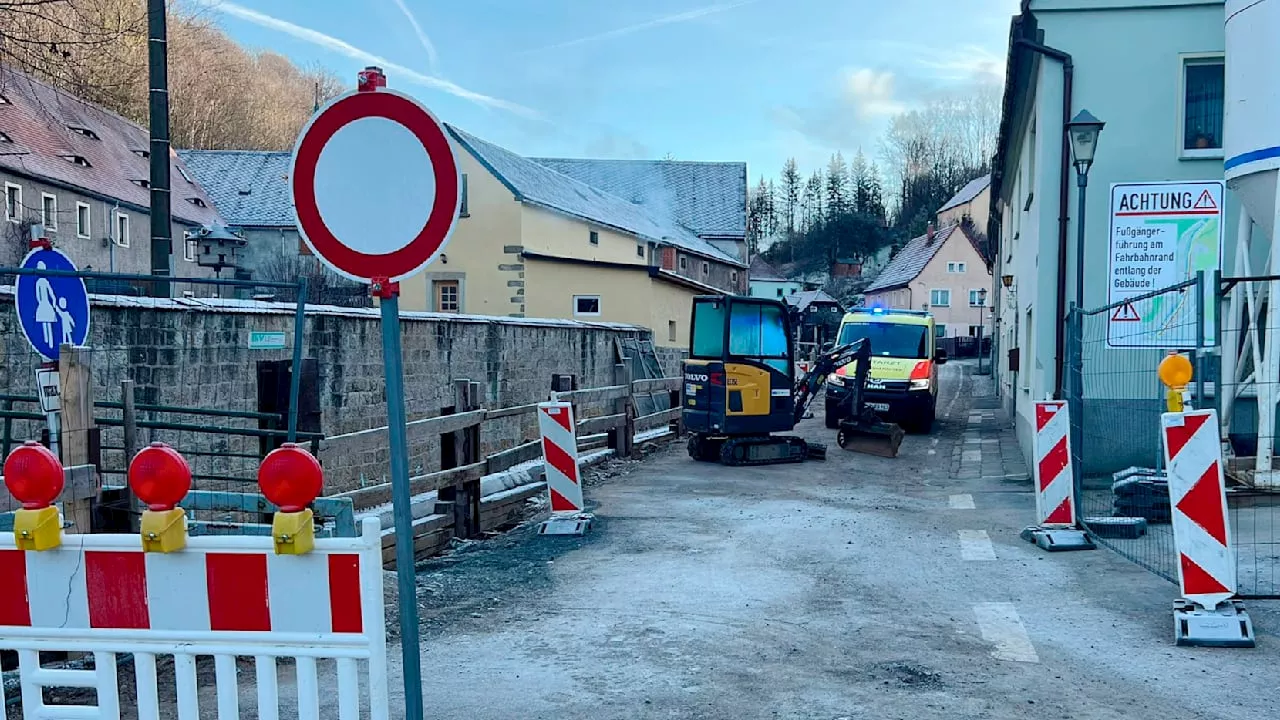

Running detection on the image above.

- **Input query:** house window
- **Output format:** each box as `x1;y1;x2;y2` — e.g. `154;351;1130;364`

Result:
968;325;981;337
5;183;20;223
436;280;460;312
731;271;739;285
637;244;645;258
183;236;197;262
1181;55;1224;157
930;289;951;307
679;255;688;271
936;324;947;338
776;288;784;297
75;202;90;238
969;289;987;307
574;295;601;317
701;261;709;278
67;125;99;140
589;230;599;245
459;173;469;217
40;193;56;232
668;320;677;342
115;212;130;247
947;262;966;273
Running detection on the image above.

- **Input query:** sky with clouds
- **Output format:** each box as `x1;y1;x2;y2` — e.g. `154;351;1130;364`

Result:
198;0;1019;179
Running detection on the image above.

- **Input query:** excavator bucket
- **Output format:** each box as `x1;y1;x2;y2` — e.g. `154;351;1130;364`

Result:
836;418;905;459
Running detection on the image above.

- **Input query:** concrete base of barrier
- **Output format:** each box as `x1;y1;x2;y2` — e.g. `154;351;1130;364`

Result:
1173;599;1255;648
539;512;593;536
1083;516;1148;539
1020;526;1096;552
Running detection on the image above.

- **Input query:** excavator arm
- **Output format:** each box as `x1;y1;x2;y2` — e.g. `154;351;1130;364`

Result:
792;339;871;427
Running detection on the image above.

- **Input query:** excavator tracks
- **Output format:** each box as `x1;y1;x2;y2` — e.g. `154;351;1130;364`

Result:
688;434;825;466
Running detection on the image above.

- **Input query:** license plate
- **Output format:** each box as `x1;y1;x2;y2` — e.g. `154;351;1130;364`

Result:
868;402;890;412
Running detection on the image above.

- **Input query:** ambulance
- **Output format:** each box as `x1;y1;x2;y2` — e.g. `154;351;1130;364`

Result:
823;307;946;433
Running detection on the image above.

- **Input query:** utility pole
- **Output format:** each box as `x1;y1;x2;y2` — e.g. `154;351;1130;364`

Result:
147;0;173;297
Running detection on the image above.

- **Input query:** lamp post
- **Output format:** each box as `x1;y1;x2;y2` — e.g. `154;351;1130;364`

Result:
1065;109;1105;311
976;287;989;375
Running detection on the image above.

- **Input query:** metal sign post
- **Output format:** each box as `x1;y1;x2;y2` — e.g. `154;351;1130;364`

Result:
289;65;462;720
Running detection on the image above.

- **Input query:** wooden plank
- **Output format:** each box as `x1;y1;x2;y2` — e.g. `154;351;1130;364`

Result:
338;461;487;510
479;482;545;532
635;407;682;432
484;402;543;420
613;362;634;458
59;346;97;533
632;377;681;393
578;413;626;436
579;436;609;453
486;439;542;474
409;409;486;437
551;385;628;405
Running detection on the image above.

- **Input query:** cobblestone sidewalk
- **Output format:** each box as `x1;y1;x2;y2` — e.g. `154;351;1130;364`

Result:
949;365;1028;482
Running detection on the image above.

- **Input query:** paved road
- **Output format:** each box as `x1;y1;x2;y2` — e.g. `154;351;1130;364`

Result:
397;361;1280;719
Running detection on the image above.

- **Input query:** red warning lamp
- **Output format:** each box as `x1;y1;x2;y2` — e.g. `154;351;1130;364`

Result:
128;443;192;512
258;443;323;513
4;441;64;509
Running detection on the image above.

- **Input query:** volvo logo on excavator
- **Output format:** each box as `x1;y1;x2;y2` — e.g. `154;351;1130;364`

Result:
685;373;709;382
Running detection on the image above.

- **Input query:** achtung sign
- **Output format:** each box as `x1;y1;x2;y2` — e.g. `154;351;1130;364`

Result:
1107;180;1223;348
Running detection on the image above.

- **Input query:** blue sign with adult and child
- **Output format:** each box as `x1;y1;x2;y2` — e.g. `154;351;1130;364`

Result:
15;247;90;360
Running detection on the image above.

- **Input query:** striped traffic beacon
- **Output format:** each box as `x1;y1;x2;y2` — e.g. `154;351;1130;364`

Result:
1161;407;1254;647
0;442;391;718
1020;401;1094;552
537;401;593;535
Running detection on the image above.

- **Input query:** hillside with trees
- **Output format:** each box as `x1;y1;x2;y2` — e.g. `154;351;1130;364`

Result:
0;0;341;150
750;87;1000;300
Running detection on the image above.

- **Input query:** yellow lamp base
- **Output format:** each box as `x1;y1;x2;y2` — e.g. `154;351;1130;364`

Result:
271;509;315;555
141;508;188;553
13;506;61;551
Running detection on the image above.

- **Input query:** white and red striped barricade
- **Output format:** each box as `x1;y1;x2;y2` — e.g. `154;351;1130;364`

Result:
0;441;392;718
1161;408;1254;646
1020;401;1094;552
537;401;592;535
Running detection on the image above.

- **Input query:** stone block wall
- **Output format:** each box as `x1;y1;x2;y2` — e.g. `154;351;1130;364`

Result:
0;290;650;494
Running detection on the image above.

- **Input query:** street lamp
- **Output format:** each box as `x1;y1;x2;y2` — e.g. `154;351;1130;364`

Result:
976;287;989;375
1066;109;1105;311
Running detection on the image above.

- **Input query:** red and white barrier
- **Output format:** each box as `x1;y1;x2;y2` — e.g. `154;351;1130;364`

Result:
1162;409;1235;607
1034;401;1075;526
537;401;591;535
538;401;584;513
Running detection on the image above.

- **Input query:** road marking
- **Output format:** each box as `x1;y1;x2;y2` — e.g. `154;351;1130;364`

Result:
959;530;996;561
962;449;982;463
949;494;975;509
972;603;1040;663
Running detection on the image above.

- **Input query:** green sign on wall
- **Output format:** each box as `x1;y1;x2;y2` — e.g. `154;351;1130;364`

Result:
248;331;287;350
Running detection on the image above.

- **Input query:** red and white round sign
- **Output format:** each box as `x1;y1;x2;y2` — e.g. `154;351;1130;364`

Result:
290;88;461;283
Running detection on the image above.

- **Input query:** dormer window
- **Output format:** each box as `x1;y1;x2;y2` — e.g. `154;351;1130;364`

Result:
131;179;150;189
186;197;206;208
0;96;11;105
60;154;91;168
0;131;11;142
67;126;99;140
132;148;150;159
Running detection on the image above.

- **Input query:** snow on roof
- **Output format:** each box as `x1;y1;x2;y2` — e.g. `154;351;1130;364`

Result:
177;150;293;227
783;288;842;312
529;157;747;238
864;223;963;293
446;126;745;267
938;174;991;214
749;255;788;281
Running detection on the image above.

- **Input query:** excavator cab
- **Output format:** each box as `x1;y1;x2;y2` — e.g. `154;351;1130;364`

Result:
682;295;818;465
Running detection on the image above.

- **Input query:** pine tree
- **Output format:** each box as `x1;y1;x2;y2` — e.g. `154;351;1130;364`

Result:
824;152;848;223
780;158;801;236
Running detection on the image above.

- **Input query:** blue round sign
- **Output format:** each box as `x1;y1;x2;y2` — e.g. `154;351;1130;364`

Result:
15;247;90;360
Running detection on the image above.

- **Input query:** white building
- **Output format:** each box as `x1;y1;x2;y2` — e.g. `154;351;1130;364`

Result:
748;256;804;299
990;0;1236;469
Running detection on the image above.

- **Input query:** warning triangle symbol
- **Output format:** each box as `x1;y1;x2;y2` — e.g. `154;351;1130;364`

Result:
1111;302;1140;322
1194;189;1218;210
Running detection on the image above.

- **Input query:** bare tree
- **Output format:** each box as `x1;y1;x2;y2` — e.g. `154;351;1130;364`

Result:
254;254;371;308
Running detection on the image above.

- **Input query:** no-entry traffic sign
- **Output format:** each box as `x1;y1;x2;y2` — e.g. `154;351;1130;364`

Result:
290;86;462;283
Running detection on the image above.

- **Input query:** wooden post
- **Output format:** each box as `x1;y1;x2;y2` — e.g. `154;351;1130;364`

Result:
122;380;139;531
438;379;482;539
58;345;99;533
612;361;634;458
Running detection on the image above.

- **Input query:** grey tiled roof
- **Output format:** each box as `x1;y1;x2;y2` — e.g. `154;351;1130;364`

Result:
938;174;991;214
530;157;747;238
865;223;961;293
749;255;787;281
783;288;842;312
176;150;293;227
447;126;745;266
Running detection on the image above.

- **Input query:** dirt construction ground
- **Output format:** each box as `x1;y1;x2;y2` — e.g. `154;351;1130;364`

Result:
384;360;1280;719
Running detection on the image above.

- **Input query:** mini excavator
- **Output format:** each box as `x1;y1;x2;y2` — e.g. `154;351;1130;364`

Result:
681;295;904;466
